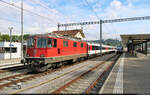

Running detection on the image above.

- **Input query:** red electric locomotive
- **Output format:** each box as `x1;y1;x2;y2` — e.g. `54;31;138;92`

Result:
22;33;116;72
22;33;88;72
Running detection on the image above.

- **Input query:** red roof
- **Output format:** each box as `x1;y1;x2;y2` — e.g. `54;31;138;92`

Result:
52;29;85;38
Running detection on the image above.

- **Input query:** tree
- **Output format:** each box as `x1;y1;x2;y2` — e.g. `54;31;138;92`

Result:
24;34;30;41
0;34;10;41
12;35;19;42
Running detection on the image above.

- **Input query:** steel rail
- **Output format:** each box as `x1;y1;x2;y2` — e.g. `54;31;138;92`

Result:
0;66;25;74
85;54;120;93
11;54;114;94
52;54;117;94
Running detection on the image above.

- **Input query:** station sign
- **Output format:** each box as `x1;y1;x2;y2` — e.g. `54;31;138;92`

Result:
9;44;14;47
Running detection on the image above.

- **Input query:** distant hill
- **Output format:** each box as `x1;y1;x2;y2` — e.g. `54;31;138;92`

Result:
87;39;122;46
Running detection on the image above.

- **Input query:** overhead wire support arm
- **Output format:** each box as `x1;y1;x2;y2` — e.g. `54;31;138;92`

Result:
59;21;100;27
58;16;150;27
103;16;150;23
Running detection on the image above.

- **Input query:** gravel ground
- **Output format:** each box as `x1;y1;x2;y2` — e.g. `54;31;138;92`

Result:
0;54;115;94
0;69;28;79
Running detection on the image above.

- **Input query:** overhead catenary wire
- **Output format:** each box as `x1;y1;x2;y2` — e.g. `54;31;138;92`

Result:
0;0;55;22
83;0;114;38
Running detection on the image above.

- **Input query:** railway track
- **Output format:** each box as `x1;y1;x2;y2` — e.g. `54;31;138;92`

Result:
8;54;115;94
0;54;111;91
52;54;120;94
0;65;25;74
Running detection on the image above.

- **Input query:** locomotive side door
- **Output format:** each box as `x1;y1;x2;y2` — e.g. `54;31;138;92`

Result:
57;39;61;55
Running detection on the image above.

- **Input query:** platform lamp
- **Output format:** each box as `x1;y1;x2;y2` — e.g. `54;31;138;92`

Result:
8;27;13;60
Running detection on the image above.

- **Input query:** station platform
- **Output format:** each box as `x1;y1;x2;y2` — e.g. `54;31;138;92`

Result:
0;58;23;69
100;52;150;94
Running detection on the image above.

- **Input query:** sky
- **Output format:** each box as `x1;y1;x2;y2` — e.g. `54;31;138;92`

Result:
0;0;150;40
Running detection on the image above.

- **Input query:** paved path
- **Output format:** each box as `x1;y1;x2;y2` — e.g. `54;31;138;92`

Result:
100;52;150;94
0;58;23;69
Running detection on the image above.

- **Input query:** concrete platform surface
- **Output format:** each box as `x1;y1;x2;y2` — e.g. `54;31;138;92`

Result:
0;58;23;69
100;53;150;94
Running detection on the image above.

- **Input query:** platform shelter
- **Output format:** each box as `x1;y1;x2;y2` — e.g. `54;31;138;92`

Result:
120;34;150;55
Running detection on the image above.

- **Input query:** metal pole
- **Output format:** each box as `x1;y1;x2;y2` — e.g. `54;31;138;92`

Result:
8;27;13;60
145;42;147;55
100;20;102;56
21;0;23;59
65;25;67;30
58;23;60;31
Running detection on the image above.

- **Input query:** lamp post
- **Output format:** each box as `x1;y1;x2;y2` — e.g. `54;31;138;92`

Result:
8;27;13;60
21;0;24;59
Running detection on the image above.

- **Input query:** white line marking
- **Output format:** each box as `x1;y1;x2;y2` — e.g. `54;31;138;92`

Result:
99;54;123;93
113;53;125;94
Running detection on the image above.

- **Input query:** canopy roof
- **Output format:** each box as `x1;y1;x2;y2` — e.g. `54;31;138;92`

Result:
120;34;150;47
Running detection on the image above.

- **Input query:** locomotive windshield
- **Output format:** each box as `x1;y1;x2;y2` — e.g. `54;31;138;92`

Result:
37;38;47;48
27;37;34;48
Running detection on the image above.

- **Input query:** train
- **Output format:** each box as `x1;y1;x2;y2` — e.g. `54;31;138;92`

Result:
21;33;116;72
116;46;123;54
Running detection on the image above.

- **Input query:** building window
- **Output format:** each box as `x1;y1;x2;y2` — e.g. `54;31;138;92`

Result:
0;47;17;53
63;41;68;47
73;42;77;47
0;47;4;53
80;43;83;47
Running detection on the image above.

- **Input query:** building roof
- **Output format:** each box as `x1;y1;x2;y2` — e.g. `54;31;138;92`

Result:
120;34;150;47
52;29;85;38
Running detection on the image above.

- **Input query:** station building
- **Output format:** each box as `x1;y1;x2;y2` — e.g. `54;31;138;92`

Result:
0;42;21;59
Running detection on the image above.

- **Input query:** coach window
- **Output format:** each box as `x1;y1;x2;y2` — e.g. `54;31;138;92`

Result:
92;46;95;50
80;43;83;47
95;46;99;50
48;38;52;48
63;41;68;47
73;42;77;47
89;46;90;50
102;47;105;50
98;46;101;50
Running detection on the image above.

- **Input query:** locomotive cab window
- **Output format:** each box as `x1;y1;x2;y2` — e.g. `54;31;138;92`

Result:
80;43;83;47
27;37;34;48
73;42;77;47
37;38;47;48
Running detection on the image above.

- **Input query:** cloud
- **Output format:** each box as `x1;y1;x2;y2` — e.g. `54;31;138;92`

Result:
110;0;122;9
0;0;150;41
0;0;65;36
